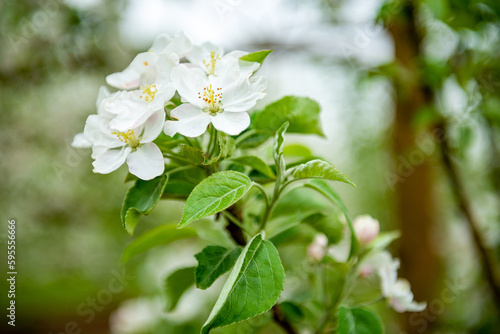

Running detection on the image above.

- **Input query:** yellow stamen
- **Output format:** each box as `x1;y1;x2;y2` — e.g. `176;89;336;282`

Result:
112;129;140;148
139;84;157;102
198;84;223;115
202;51;221;75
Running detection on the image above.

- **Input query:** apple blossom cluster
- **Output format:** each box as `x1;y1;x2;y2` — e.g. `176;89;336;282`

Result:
308;215;427;313
72;33;266;180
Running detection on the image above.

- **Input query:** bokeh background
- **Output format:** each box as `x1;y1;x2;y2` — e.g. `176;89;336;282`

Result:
2;0;500;333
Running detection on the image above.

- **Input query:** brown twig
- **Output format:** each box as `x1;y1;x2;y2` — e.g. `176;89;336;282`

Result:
437;121;500;311
272;304;298;334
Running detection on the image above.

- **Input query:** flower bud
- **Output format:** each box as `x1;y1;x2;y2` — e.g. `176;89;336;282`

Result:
353;215;380;245
307;234;328;261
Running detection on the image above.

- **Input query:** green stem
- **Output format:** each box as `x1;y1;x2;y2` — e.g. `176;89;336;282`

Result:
183;136;195;148
222;210;252;235
166;165;197;175
252;183;270;209
258;162;283;232
207;126;219;158
234;128;257;145
163;153;194;165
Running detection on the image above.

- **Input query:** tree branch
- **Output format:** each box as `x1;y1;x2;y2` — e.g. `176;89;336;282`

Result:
437;121;500;312
272;304;298;334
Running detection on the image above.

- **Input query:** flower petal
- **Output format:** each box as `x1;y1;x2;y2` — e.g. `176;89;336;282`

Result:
160;32;192;58
149;33;172;53
106;53;157;90
84;115;124;148
140;110;166;143
126;143;164;180
148;83;176;111
211;111;250;135
71;132;92;148
92;146;131;174
221;76;267;112
96;86;111;109
164;104;211;137
104;93;154;132
171;65;207;107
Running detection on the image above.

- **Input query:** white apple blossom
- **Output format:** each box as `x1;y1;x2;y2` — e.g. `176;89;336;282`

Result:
73;106;165;180
106;33;191;90
99;85;173;132
353;214;380;245
187;41;259;77
360;251;427;313
164;63;266;137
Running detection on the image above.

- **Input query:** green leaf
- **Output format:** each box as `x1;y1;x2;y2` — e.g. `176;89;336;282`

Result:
302;213;344;245
266;187;330;238
279;301;305;322
283;144;313;158
205;133;235;165
121;174;169;236
121;224;197;263
293;160;356;187
337;306;384;334
162;179;196;199
164;267;195;312
153;131;185;150
366;231;400;253
305;180;360;259
324;261;349;308
253;96;324;136
230;156;275;179
201;233;285;334
194;246;242;290
274;122;289;162
179;171;253;228
236;130;270;149
239;50;272;65
180;144;206;164
162;167;206;199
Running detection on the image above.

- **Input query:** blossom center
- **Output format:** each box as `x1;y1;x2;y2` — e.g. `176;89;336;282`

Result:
112;129;140;148
198;84;223;116
202;51;221;75
140;84;157;102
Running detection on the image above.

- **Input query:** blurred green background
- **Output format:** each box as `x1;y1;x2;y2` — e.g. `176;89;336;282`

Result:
1;0;500;333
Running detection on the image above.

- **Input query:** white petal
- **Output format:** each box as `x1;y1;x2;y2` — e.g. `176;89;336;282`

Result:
96;86;111;109
91;146;107;159
161;32;192;58
149;33;172;52
92;147;131;174
164;104;211;137
148;83;176;111
140;110;166;143
140;54;178;85
126;143;164;180
216;51;260;79
84;115;124;148
71;132;92;148
389;279;427;313
212;57;242;86
188;41;223;66
211;111;250;135
106;53;157;90
106;95;154;132
222;76;267;112
171;65;207;107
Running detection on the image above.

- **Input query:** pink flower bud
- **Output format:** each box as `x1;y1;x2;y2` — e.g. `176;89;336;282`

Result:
353;215;380;245
307;234;328;261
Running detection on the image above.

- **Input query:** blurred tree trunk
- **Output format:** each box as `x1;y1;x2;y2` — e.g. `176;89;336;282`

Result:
387;2;441;332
